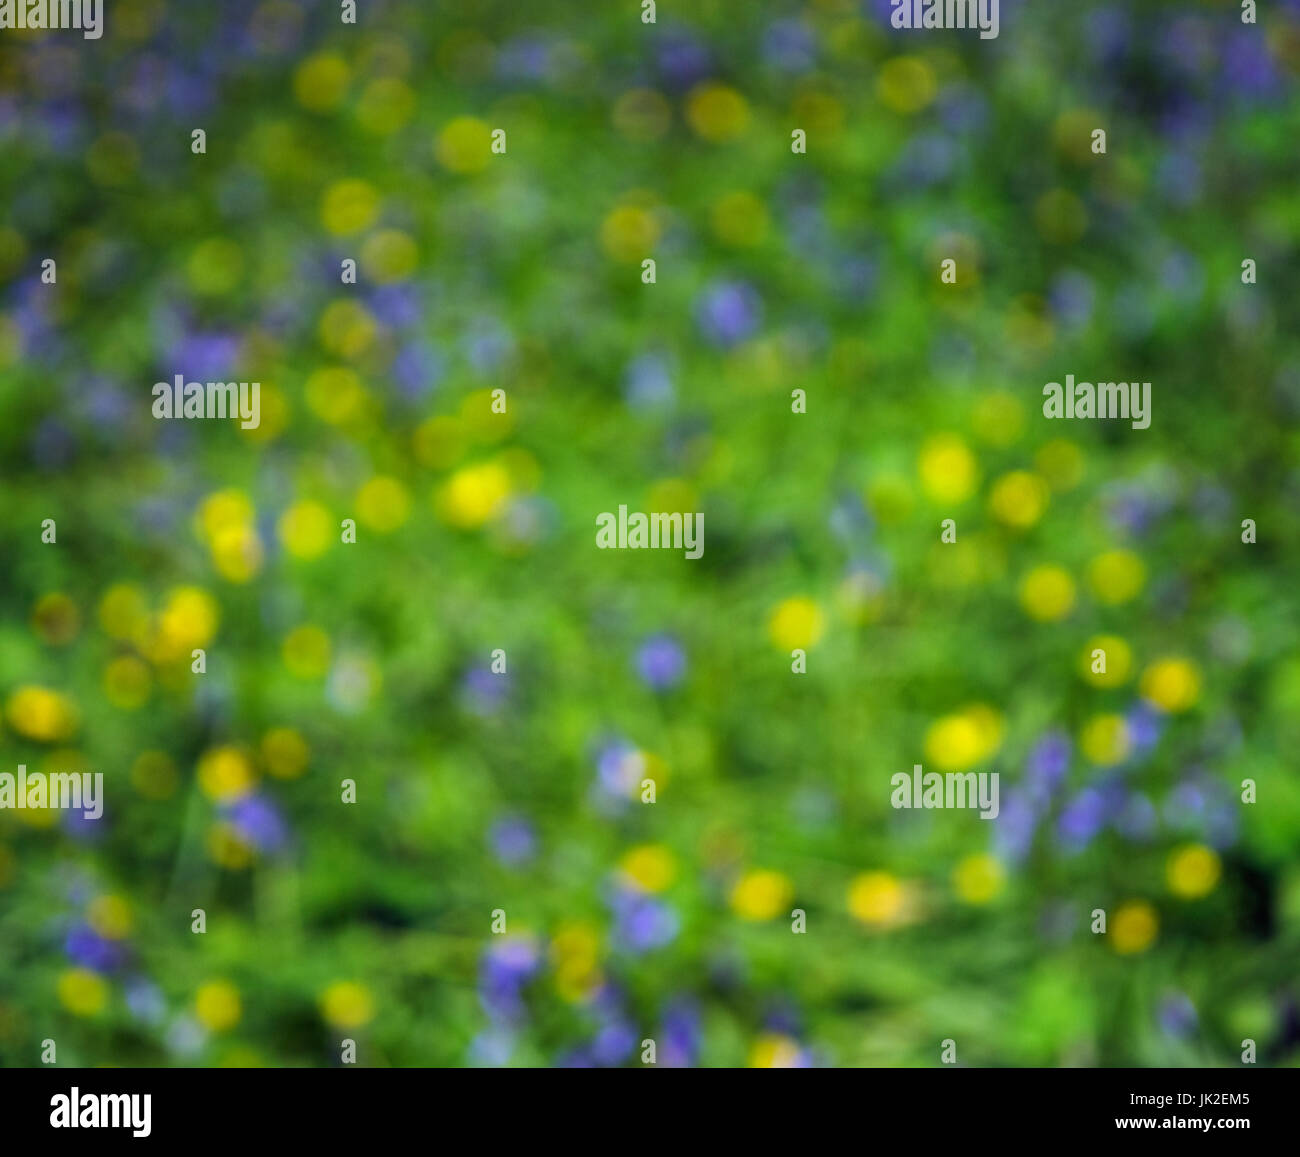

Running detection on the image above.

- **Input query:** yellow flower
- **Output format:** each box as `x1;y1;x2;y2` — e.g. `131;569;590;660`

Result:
436;462;512;529
320;178;380;235
197;746;256;802
953;854;1005;904
360;228;418;282
551;923;602;1003
197;488;254;543
768;597;826;651
57;968;108;1017
876;56;937;114
32;593;80;645
685;82;750;142
356;476;412;533
1081;634;1132;687
1167;844;1220;899
5;686;78;742
711;191;769;247
103;655;152;710
1140;657;1200;714
88;895;134;940
195;981;242;1032
293;53;350;113
278;500;333;560
261;727;309;779
730;869;794;921
435;116;492;173
1018;565;1076;622
924;706;1002;771
131;751;178;799
619;845;677;893
1080;713;1130;766
320;982;375;1029
989;470;1049;529
600;204;660;263
848;871;907;928
919;434;978;503
748;1033;804;1068
283;625;331;679
1088;549;1146;605
1111;900;1158;955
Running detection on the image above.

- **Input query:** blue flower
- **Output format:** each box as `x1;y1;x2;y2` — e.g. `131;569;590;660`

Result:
635;634;686;691
696;281;762;348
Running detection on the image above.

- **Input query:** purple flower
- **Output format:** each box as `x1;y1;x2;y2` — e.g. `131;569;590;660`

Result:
462;666;510;717
609;889;679;954
1158;992;1199;1039
1048;271;1096;331
165;332;241;382
763;20;817;73
65;923;126;973
488;815;536;867
1057;789;1107;852
656;31;711;91
1025;732;1070;807
659;998;702;1067
624;353;675;410
479;938;541;1023
591;1020;639;1066
1126;702;1164;756
223;794;288;853
994;789;1037;863
1114;793;1158;841
635;635;686;691
696;281;761;348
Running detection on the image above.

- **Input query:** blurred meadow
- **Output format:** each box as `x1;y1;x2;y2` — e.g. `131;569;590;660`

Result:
1;0;1300;1067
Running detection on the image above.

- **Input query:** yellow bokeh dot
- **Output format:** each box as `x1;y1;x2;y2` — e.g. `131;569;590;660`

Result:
768;597;826;652
57;968;108;1017
88;895;134;940
5;686;78;743
261;727;309;779
848;871;907;928
293;53;350;113
305;365;366;425
356;476;412;533
925;706;1002;771
321;178;380;235
319;299;376;359
98;583;150;643
131;751;178;800
600;204;660;263
1140;657;1201;714
320;981;375;1029
278;500;333;560
748;1033;804;1068
197;746;256;802
413;415;466;469
207;822;255;870
360;228;418;283
1087;549;1146;605
876;56;937;114
685;83;750;142
711;191;769;248
989;470;1049;529
619;845;677;893
159;586;219;653
211;522;264;583
103;655;152;710
32;593;80;645
198;489;254;544
357;77;415;135
1080;634;1132;687
1166;844;1221;899
435;116;492;174
730;869;794;921
1111;900;1158;954
1036;439;1084;490
283;625;331;679
1018;565;1076;622
919;434;978;504
953;854;1005;904
612;88;671;141
436;462;512;529
1080;713;1130;766
195;981;242;1032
